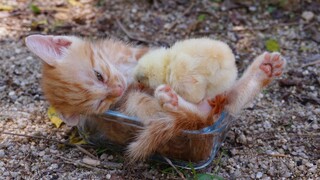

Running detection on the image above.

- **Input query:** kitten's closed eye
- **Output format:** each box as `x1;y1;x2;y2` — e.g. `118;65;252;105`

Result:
94;70;104;82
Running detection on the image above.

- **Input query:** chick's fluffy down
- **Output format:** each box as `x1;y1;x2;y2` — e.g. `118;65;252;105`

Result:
134;38;238;103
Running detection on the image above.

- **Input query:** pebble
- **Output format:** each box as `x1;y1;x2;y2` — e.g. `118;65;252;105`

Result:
50;164;58;169
263;121;272;129
38;151;45;157
100;153;108;160
0;150;5;158
106;174;111;179
0;86;5;91
237;134;247;144
311;124;318;130
108;155;114;160
256;172;263;178
302;11;314;21
83;157;100;166
305;162;314;168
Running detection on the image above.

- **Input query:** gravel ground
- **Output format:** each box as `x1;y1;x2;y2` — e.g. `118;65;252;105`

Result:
0;0;319;179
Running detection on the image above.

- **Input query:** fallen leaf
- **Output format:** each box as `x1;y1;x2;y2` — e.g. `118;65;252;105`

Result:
265;39;280;52
30;4;41;14
0;4;14;11
197;14;206;22
54;12;69;21
68;0;83;6
69;128;87;145
47;106;64;128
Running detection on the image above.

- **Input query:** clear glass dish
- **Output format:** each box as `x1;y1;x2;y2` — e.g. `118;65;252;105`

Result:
77;110;235;170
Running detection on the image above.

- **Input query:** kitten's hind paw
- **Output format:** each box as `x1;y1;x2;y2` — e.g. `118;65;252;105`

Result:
208;93;227;115
259;52;286;78
155;84;179;111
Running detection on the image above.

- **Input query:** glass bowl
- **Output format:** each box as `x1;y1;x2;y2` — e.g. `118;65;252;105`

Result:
77;111;235;170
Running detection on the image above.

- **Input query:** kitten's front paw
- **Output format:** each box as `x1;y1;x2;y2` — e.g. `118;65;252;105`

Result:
155;85;178;111
259;52;285;78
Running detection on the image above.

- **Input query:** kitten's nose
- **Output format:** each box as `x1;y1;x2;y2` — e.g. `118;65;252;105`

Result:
109;84;124;98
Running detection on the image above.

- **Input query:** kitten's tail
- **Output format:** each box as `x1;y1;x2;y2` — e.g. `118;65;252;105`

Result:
126;109;213;163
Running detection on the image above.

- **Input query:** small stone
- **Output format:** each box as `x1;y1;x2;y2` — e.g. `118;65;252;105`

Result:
308;166;317;173
8;91;15;96
230;148;237;156
298;165;306;171
0;86;5;91
0;150;5;158
10;172;19;178
107;155;113;160
50;164;58;169
106;174;111;179
263;121;272;129
249;6;257;12
83;157;100;166
311;124;318;130
38;151;45;157
302;11;314;21
131;8;137;13
256;172;263;178
100;153;108;160
305;162;314;168
15;48;22;54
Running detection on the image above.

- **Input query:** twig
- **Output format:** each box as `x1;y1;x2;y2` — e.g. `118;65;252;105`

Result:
232;22;302;32
100;161;123;169
163;156;186;180
302;59;320;68
0;25;30;31
259;153;289;158
41;7;70;13
54;155;108;172
75;145;97;160
0;131;72;146
115;19;152;44
165;2;195;32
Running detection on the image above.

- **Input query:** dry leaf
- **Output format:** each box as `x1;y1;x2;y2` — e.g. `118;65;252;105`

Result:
47;106;64;128
69;128;87;145
68;0;83;6
0;5;14;11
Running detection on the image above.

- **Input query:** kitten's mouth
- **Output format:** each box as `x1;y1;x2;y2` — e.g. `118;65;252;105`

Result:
96;98;114;113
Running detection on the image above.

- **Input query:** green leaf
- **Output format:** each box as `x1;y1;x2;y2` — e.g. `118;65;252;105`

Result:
30;4;41;14
267;6;276;14
197;14;206;22
195;173;224;180
265;39;280;52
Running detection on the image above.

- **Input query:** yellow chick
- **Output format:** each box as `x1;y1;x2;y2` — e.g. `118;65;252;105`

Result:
134;38;238;104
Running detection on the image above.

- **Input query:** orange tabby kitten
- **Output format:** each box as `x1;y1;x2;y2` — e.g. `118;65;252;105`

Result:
25;35;286;162
25;35;148;125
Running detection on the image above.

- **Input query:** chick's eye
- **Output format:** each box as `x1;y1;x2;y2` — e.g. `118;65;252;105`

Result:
94;70;104;82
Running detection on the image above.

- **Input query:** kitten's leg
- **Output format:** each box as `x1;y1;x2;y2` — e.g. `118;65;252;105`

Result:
155;84;212;118
225;52;286;115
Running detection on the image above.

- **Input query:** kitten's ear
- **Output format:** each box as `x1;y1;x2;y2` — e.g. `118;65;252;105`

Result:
59;113;80;127
25;35;72;66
